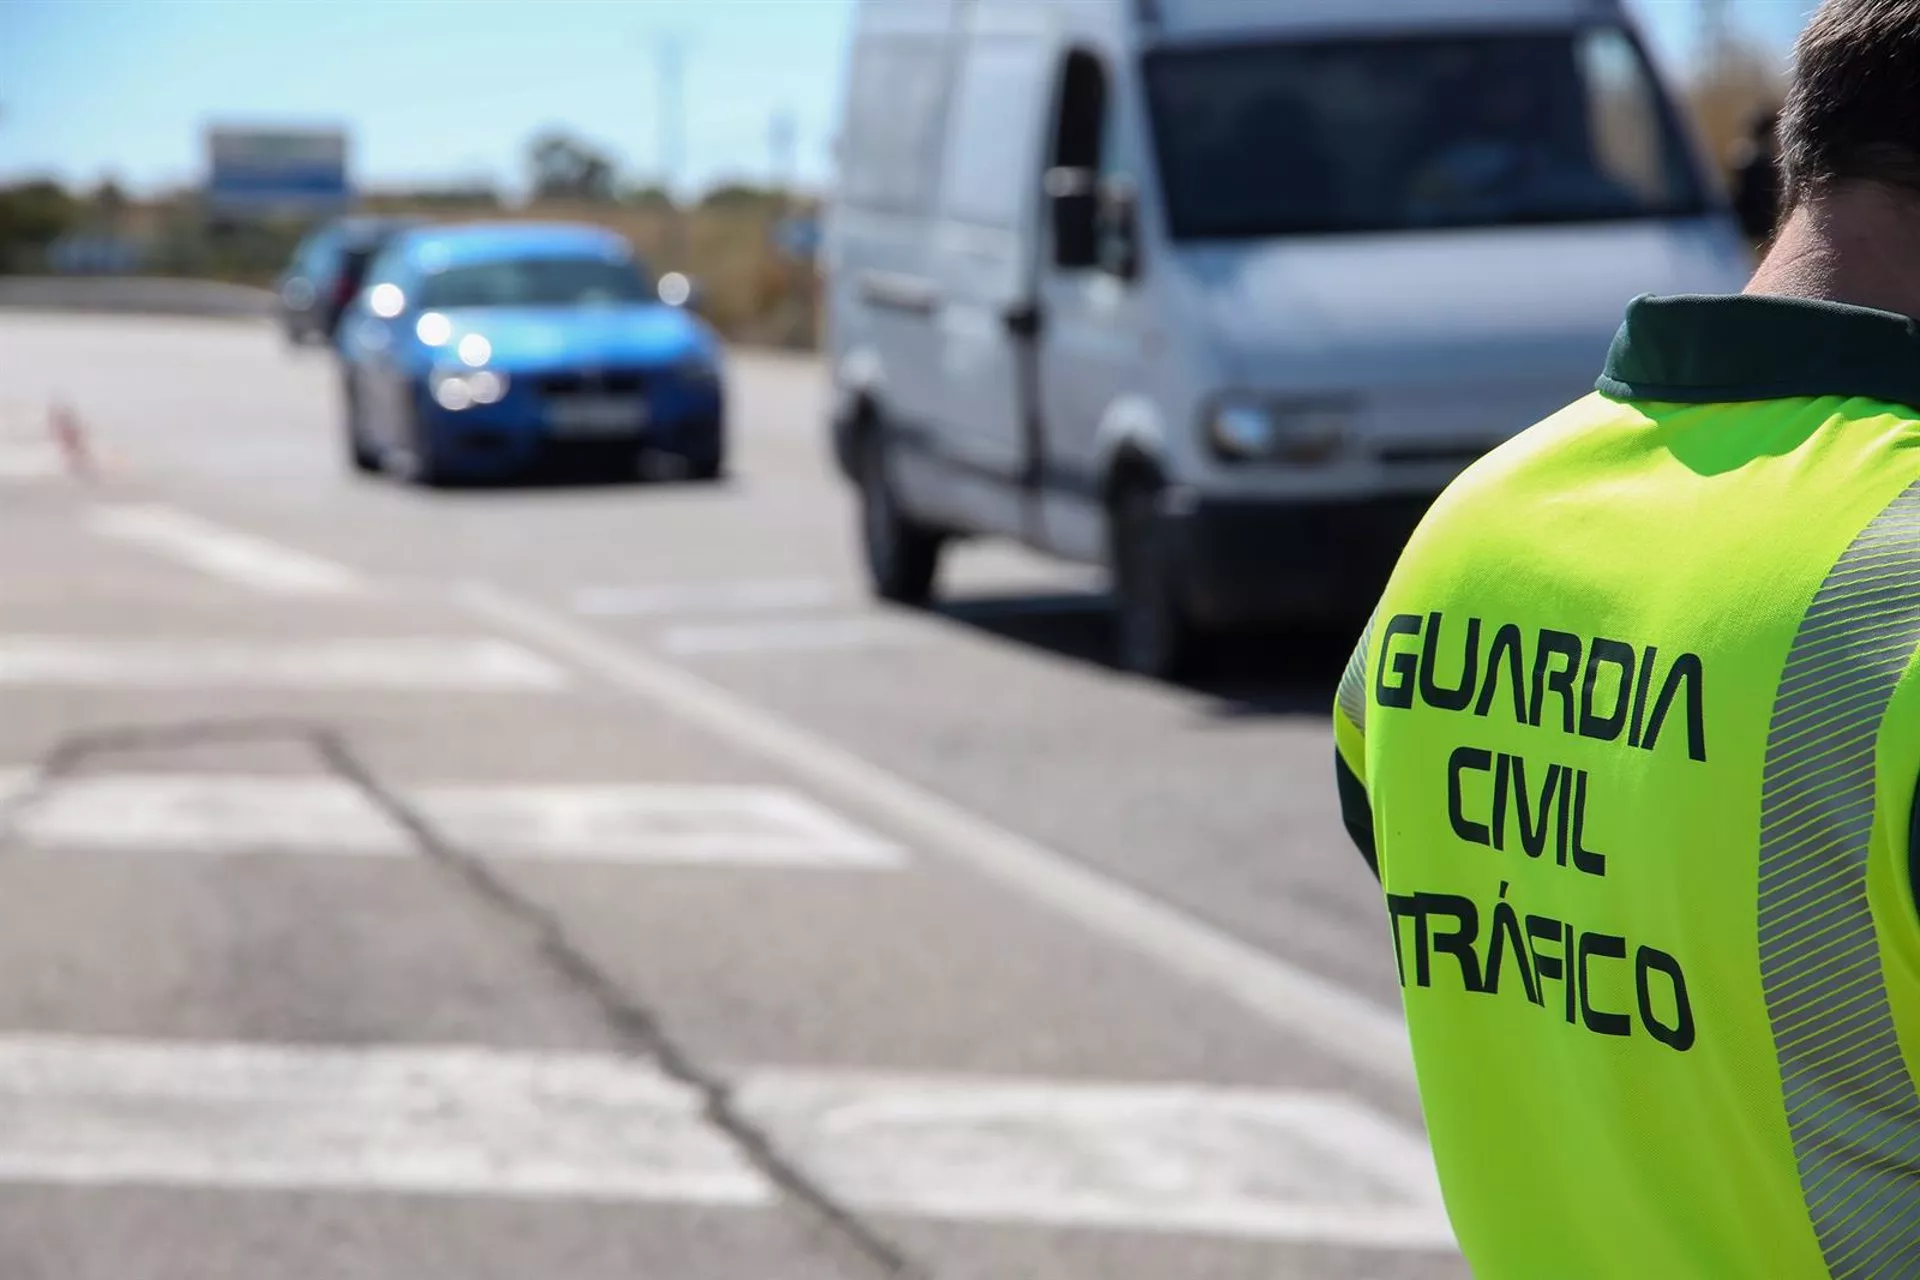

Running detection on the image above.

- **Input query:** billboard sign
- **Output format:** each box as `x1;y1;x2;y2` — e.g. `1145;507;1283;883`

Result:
206;127;350;215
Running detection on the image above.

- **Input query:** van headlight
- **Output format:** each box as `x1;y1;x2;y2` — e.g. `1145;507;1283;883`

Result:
1206;395;1353;464
430;368;509;411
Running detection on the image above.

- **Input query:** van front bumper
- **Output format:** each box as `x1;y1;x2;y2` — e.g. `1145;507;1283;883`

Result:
1160;490;1437;627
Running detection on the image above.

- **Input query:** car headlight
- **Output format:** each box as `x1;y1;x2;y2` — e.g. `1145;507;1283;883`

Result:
1206;395;1353;464
430;367;509;411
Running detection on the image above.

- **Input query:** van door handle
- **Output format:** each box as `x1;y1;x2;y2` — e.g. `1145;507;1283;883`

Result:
858;270;937;315
1003;302;1042;339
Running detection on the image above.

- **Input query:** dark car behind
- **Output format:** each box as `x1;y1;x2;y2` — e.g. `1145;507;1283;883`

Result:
277;216;423;345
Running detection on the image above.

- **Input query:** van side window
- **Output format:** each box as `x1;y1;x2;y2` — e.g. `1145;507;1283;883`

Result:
940;37;1053;228
1095;79;1143;279
1047;50;1109;270
841;37;950;215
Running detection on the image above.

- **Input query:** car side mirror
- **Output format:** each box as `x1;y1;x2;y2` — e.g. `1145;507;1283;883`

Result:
1098;177;1141;282
1046;166;1100;270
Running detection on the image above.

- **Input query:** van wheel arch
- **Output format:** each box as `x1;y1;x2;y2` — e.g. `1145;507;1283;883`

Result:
855;402;944;606
1102;448;1166;514
850;392;881;445
1104;451;1203;678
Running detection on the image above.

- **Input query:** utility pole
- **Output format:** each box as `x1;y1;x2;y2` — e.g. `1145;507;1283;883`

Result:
655;32;687;267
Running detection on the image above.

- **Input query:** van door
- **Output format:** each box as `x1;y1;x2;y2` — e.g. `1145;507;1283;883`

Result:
834;25;955;444
926;13;1056;486
1033;48;1153;562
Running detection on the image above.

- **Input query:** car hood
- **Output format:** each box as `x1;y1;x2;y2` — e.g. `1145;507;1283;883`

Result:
1175;218;1753;392
423;304;712;372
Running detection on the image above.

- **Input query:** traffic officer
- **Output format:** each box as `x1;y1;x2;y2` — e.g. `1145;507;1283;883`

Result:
1334;1;1920;1274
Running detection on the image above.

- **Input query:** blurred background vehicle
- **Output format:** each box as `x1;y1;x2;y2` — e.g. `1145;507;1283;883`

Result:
334;220;724;485
826;0;1754;679
276;214;422;345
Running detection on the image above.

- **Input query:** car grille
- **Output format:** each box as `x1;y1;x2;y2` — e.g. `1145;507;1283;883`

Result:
536;369;649;397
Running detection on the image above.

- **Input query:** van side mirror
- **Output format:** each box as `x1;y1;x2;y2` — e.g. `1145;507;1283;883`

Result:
1046;166;1100;270
1098;178;1141;282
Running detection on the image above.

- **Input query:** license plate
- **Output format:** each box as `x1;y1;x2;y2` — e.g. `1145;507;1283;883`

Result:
547;396;648;436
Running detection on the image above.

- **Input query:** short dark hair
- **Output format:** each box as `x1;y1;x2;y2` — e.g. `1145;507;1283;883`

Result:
1777;0;1920;204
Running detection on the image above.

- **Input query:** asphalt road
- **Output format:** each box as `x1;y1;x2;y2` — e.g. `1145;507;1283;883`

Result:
0;313;1465;1280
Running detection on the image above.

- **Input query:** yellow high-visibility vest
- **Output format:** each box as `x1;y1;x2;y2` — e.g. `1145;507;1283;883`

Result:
1336;294;1920;1278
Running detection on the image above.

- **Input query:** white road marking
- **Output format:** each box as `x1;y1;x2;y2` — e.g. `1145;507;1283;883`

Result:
736;1071;1454;1249
575;578;838;617
0;1035;770;1205
459;583;1418;1089
14;775;409;854
0;1032;1448;1247
86;504;365;596
416;783;905;867
7;773;903;868
0;636;570;690
659;617;913;657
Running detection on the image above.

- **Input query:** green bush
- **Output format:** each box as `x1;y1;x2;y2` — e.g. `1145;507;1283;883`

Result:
0;181;83;273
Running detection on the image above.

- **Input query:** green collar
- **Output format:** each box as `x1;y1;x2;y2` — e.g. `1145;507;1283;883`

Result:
1596;294;1920;409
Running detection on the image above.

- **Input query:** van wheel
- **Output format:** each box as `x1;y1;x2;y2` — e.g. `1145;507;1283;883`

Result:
860;429;942;605
1111;480;1202;679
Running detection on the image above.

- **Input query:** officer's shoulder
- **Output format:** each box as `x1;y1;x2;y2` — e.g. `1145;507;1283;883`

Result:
1425;391;1626;519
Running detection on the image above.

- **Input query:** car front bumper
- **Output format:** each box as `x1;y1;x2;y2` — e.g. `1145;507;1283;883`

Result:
416;378;724;474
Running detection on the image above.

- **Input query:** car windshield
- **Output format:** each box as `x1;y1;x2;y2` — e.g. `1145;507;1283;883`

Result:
1143;26;1706;240
415;255;653;309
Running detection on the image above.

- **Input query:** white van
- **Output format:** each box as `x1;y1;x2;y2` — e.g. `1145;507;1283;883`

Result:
824;0;1753;676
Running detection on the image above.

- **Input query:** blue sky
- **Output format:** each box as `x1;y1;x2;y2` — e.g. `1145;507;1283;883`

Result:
0;0;1816;198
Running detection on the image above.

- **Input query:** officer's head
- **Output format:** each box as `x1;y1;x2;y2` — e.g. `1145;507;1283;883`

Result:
1778;0;1920;209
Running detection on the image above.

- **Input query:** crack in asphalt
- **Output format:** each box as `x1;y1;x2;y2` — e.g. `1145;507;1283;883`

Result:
4;718;925;1280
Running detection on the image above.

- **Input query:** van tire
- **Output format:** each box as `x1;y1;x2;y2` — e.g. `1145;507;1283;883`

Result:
859;428;942;605
1111;479;1203;679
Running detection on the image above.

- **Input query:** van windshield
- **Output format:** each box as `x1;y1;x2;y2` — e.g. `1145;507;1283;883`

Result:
1143;27;1707;240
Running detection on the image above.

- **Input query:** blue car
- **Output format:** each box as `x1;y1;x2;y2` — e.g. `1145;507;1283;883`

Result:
335;221;724;484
